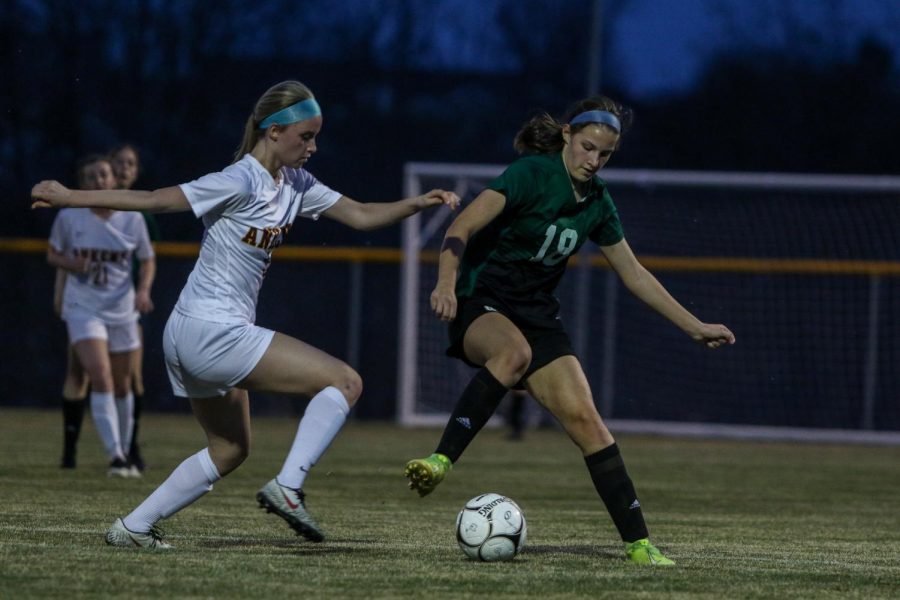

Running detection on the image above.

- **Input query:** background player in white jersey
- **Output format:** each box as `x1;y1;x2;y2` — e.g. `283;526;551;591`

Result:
55;155;112;469
110;142;158;474
47;154;156;477
32;80;460;549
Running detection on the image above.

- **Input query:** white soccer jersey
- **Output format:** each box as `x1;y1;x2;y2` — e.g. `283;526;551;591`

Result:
175;154;342;324
49;208;154;324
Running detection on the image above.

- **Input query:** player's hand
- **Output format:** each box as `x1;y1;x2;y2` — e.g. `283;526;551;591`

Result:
31;180;72;209
70;255;90;274
419;189;460;211
431;283;457;322
691;323;735;349
135;289;154;314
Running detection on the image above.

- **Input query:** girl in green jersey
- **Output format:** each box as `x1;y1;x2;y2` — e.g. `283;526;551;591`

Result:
405;96;735;566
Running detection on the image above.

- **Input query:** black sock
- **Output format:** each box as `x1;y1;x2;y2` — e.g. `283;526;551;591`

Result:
62;398;85;457
435;368;509;463
129;393;143;457
585;443;649;543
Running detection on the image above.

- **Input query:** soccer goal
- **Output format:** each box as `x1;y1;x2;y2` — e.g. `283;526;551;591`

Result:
398;162;900;444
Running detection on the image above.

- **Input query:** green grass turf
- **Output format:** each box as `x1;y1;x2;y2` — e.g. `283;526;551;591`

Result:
0;407;898;599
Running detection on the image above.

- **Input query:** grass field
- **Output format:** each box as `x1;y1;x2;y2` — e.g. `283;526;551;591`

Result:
1;408;898;599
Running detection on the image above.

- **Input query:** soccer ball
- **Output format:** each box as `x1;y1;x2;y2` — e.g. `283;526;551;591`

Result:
455;493;527;561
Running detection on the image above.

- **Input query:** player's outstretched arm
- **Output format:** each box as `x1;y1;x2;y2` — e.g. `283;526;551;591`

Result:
601;238;735;349
322;189;460;231
31;181;191;213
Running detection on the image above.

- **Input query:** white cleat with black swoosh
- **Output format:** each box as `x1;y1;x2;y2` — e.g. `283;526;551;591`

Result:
105;518;172;549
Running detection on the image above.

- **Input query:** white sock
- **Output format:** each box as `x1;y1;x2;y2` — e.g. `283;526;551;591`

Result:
90;391;124;461
277;386;350;490
122;448;221;533
116;392;135;453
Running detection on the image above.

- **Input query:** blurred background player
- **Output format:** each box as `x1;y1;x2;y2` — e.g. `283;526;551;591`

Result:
404;96;735;566
504;389;559;440
56;276;90;469
110;142;159;473
47;153;156;477
32;80;459;549
505;389;528;440
57;154;132;468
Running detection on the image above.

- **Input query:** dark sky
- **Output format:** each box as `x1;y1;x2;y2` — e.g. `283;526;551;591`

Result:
6;0;900;192
355;0;900;98
614;0;900;98
15;0;898;101
327;0;899;99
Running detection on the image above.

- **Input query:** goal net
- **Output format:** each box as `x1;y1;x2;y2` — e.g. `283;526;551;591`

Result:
398;163;900;443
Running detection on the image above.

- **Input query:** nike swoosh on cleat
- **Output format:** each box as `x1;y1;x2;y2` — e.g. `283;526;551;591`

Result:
281;490;300;509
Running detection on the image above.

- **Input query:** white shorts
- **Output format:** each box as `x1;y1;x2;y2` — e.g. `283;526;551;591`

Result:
65;316;140;353
163;310;275;398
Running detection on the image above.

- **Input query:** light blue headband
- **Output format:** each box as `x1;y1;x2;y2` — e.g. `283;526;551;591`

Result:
569;110;621;133
258;98;322;129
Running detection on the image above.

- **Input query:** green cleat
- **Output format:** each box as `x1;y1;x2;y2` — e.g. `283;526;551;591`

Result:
404;453;452;497
625;538;676;566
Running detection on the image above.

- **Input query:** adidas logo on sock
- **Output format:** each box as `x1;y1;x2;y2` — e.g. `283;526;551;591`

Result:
456;417;472;429
629;499;641;509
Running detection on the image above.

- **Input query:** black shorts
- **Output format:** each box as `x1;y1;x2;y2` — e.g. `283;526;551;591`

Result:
446;295;576;388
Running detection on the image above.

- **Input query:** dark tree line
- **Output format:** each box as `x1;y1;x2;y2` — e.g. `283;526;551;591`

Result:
3;0;898;244
632;38;900;174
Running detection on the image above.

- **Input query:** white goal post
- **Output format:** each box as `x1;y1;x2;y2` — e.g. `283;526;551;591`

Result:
398;162;900;445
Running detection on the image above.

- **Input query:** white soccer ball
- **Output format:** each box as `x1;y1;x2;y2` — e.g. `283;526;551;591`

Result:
455;493;527;561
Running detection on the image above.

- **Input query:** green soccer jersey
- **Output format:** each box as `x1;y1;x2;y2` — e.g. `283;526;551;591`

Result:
456;152;624;324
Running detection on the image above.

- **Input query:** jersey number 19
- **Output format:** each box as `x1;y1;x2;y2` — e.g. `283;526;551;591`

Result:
531;224;578;266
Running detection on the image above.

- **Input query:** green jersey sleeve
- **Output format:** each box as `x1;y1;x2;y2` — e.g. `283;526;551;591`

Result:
589;187;625;246
486;158;541;214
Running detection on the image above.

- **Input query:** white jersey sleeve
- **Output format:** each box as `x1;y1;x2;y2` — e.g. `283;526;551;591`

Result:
178;168;252;219
283;168;342;220
134;214;155;261
48;210;71;254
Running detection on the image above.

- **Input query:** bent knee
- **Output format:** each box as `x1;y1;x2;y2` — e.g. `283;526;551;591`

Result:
558;405;603;431
62;375;89;400
488;344;532;385
334;366;362;406
211;442;250;476
113;380;132;398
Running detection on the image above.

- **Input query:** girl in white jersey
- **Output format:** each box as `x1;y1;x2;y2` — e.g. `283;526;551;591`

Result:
48;154;156;478
55;156;105;470
32;80;460;549
110;142;155;474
